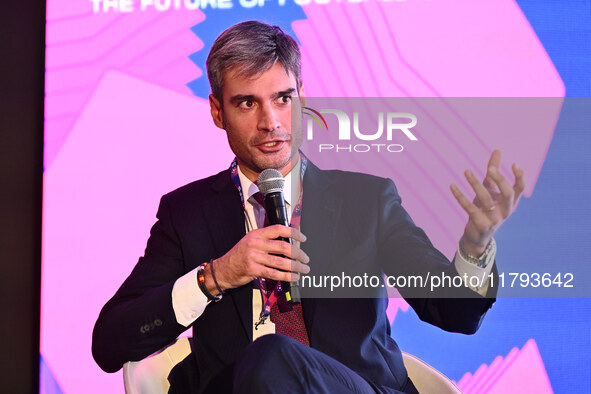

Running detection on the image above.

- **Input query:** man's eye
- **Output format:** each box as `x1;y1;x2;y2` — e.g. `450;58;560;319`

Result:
239;100;254;108
279;95;291;104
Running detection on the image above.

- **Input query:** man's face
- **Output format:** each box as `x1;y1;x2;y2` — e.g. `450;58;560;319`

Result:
209;62;303;181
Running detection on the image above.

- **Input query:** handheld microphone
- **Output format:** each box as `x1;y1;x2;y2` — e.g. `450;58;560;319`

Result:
257;169;301;304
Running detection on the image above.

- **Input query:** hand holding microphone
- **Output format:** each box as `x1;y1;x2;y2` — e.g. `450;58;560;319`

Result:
257;169;304;303
207;168;309;297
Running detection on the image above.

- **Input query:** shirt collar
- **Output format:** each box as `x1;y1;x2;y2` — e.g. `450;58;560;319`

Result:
237;158;301;207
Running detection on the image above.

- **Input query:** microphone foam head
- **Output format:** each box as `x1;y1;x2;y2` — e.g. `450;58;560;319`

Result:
257;169;285;195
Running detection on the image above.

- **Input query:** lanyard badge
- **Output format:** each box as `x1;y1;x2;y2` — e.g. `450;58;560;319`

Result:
230;152;308;329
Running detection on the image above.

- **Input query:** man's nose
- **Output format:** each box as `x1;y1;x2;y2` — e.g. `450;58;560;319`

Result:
257;103;281;132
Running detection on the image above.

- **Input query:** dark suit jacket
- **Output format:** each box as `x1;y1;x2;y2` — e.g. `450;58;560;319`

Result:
92;161;495;393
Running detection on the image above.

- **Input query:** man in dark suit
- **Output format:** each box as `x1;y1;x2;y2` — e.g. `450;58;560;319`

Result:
92;21;525;393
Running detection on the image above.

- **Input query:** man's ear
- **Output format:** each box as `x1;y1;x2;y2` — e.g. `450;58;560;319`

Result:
298;84;306;107
209;94;225;130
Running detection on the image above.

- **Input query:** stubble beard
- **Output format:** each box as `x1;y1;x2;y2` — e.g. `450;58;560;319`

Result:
224;118;302;175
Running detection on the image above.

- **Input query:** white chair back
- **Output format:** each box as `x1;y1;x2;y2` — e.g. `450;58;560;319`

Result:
123;337;191;394
401;351;462;394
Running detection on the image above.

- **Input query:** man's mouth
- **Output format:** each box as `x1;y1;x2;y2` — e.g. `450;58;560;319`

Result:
256;140;287;151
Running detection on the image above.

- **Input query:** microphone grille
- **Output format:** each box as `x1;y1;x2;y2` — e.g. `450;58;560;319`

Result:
257;169;285;195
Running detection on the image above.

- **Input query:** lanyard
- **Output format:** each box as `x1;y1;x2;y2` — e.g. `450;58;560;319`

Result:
229;151;308;329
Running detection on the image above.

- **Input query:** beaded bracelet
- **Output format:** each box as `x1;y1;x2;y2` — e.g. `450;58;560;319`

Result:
197;262;222;302
209;258;224;295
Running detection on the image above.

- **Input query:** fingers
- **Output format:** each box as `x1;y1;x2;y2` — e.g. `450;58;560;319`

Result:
242;230;309;263
246;249;309;283
512;163;525;205
450;184;480;216
482;150;502;191
258;252;310;276
257;238;310;277
485;166;515;215
487;149;502;170
260;225;307;243
476;159;526;213
264;239;310;264
464;151;526;214
464;170;496;211
217;225;312;289
451;151;526;251
240;226;311;281
257;265;302;283
450;183;497;244
251;225;310;264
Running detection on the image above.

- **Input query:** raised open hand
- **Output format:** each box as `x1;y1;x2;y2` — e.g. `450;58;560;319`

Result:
450;150;525;256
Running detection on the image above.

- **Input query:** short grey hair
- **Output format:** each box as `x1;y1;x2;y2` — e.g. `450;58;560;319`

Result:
206;21;302;102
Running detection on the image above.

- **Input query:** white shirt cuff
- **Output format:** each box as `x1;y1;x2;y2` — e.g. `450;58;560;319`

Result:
453;246;496;296
172;267;209;327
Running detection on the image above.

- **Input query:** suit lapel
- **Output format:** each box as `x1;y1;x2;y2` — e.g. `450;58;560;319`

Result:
204;170;252;341
205;171;246;257
300;162;343;337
